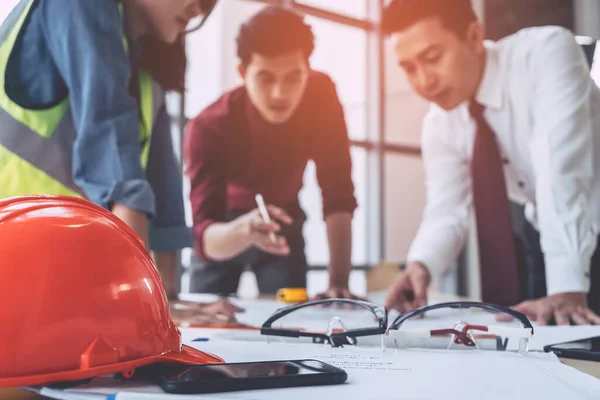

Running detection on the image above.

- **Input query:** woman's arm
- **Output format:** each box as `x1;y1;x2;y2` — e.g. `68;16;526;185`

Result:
40;0;155;237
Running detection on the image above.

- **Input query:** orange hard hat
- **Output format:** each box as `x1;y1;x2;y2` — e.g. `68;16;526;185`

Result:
0;195;223;388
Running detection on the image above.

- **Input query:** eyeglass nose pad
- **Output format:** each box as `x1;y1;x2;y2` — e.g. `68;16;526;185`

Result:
326;317;348;336
518;337;529;354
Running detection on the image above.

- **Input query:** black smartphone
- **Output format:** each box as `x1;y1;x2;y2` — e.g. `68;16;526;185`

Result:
153;359;347;394
544;336;600;362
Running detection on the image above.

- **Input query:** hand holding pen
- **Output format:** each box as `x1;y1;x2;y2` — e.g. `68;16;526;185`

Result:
235;194;293;255
255;194;278;244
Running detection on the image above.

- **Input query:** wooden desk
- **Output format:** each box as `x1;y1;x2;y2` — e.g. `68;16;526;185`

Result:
560;358;600;379
0;389;42;399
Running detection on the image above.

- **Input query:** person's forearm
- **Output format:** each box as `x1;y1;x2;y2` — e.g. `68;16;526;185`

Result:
203;219;251;260
112;203;149;247
326;212;353;288
154;251;177;300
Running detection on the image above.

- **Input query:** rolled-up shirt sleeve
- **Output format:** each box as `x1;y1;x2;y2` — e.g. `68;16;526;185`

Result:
146;105;193;252
40;0;155;216
311;74;358;217
183;117;227;261
529;28;597;295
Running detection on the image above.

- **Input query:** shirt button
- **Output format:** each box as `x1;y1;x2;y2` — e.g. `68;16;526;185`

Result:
502;158;509;165
518;181;525;188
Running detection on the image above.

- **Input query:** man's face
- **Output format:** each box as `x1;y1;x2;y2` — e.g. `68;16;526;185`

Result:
240;51;310;124
391;17;485;111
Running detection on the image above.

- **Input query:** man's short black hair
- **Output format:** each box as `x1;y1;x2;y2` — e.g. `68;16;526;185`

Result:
381;0;478;38
237;6;315;66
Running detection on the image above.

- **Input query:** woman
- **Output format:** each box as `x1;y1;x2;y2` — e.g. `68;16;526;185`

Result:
0;0;242;323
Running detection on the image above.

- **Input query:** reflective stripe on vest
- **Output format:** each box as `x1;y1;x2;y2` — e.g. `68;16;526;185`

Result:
0;0;162;199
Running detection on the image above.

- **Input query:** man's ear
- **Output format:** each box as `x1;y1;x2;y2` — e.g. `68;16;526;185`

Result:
237;63;246;80
466;21;485;54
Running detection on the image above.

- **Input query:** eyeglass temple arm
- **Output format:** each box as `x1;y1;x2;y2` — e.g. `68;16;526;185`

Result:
486;325;532;339
260;327;332;343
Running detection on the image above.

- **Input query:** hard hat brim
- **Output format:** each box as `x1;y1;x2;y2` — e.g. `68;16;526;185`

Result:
0;345;223;389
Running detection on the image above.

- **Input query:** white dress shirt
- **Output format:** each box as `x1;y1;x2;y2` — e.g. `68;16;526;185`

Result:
407;26;600;296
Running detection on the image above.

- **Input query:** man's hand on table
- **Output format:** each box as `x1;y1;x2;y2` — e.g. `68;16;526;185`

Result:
169;298;245;326
499;292;600;326
385;262;431;312
313;286;368;302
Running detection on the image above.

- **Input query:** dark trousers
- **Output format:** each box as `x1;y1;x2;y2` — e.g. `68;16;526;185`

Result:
190;210;308;295
511;203;600;314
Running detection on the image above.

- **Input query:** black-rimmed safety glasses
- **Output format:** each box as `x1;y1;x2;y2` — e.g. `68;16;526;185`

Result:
261;300;534;353
261;299;388;348
386;302;534;354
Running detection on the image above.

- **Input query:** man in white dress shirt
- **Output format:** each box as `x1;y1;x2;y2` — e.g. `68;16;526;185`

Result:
382;0;600;325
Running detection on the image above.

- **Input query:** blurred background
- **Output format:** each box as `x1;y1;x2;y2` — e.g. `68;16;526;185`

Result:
3;0;600;299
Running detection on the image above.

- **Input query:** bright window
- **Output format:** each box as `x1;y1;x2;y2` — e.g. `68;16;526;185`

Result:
300;147;368;265
299;18;369;264
307;17;368;141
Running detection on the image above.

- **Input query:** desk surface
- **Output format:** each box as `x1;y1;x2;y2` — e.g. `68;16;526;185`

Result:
3;284;600;399
0;389;40;400
2;359;599;400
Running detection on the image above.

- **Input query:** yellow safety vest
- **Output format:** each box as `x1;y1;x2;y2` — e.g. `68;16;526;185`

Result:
0;0;160;199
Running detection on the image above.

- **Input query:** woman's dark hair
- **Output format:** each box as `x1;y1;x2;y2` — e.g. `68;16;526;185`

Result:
136;0;218;92
138;36;187;92
381;0;477;39
236;6;315;66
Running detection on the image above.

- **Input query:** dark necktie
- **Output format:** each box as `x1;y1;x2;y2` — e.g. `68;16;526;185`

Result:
470;102;520;306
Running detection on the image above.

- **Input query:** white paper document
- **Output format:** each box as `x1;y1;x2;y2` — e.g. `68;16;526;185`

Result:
189;340;600;400
26;382;255;400
34;339;600;400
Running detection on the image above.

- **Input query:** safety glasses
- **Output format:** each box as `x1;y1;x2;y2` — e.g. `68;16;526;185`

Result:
260;300;534;354
386;302;534;354
261;299;388;348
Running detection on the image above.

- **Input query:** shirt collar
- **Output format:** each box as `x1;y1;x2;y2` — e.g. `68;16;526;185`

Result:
475;41;504;110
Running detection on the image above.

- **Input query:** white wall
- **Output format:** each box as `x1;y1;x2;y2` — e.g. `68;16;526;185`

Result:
184;0;227;119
